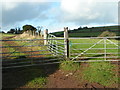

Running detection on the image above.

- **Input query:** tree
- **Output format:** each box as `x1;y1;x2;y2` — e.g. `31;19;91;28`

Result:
0;31;5;33
22;25;37;35
7;29;15;34
83;26;88;29
14;27;22;34
78;26;82;30
37;26;43;36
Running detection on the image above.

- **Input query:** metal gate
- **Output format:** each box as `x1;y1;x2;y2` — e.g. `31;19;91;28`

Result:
1;34;65;69
1;28;120;69
69;36;120;62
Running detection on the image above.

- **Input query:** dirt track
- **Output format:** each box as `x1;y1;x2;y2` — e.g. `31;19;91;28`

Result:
45;63;116;88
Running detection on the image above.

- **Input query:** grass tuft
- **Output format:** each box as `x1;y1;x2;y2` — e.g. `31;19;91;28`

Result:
60;60;80;71
25;77;46;88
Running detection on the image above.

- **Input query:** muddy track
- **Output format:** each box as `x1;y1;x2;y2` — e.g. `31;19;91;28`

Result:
46;63;119;88
45;63;107;88
3;36;43;58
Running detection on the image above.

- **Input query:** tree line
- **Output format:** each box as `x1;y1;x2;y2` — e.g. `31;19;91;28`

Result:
1;25;42;35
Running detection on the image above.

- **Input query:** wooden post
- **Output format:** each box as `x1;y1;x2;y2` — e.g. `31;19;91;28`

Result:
64;27;69;59
44;29;48;45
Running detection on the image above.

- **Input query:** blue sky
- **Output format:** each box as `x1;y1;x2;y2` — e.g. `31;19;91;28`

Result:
0;0;119;33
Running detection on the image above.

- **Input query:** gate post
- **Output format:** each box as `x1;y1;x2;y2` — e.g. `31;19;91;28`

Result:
44;29;48;45
64;27;69;60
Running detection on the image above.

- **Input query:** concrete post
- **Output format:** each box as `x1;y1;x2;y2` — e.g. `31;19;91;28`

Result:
64;27;69;59
44;29;48;45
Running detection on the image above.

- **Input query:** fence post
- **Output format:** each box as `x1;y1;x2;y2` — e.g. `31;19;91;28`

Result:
44;29;48;45
64;27;69;59
104;37;107;61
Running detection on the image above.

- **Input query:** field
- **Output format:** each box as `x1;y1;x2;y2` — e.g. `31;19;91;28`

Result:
69;38;119;60
1;34;120;88
51;25;120;37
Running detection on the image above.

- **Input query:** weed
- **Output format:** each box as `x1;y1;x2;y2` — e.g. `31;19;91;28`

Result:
60;60;80;71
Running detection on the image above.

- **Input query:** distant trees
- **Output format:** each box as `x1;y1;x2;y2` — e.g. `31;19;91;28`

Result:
7;29;15;34
37;26;43;36
6;24;42;36
7;27;22;34
83;26;88;29
78;26;82;30
0;31;5;33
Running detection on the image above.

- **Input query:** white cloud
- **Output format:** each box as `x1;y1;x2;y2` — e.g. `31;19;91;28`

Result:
1;0;119;32
2;2;18;10
60;0;118;25
2;0;48;11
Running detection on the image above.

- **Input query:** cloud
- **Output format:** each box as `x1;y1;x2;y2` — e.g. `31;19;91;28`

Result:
59;0;118;25
1;0;119;32
2;2;52;30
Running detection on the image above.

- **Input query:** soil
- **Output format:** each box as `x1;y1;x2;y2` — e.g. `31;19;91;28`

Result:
45;63;106;88
46;62;120;88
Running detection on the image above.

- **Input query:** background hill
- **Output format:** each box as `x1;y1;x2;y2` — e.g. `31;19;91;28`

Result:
50;25;120;37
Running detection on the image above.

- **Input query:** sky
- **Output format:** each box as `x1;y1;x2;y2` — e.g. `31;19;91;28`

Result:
0;0;119;33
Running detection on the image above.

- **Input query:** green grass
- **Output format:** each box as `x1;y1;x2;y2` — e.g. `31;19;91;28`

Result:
19;67;47;88
24;68;47;88
51;25;120;37
60;60;80;71
49;37;118;60
1;33;16;38
69;38;118;60
25;77;46;88
82;62;118;86
14;39;52;57
2;42;26;59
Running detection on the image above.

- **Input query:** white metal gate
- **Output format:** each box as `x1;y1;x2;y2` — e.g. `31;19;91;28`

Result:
69;36;120;62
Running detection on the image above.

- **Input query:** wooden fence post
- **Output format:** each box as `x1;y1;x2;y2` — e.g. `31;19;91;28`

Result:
64;27;69;59
44;29;48;45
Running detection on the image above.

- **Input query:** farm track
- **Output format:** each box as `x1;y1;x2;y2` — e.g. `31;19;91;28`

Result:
46;63;105;88
2;36;43;58
46;62;119;88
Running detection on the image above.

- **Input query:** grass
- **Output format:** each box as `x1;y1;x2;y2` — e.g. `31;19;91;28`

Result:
2;42;26;59
1;33;16;38
25;77;46;88
60;60;80;71
57;38;118;60
14;39;52;57
82;62;118;86
51;25;120;37
69;38;118;60
22;67;47;88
